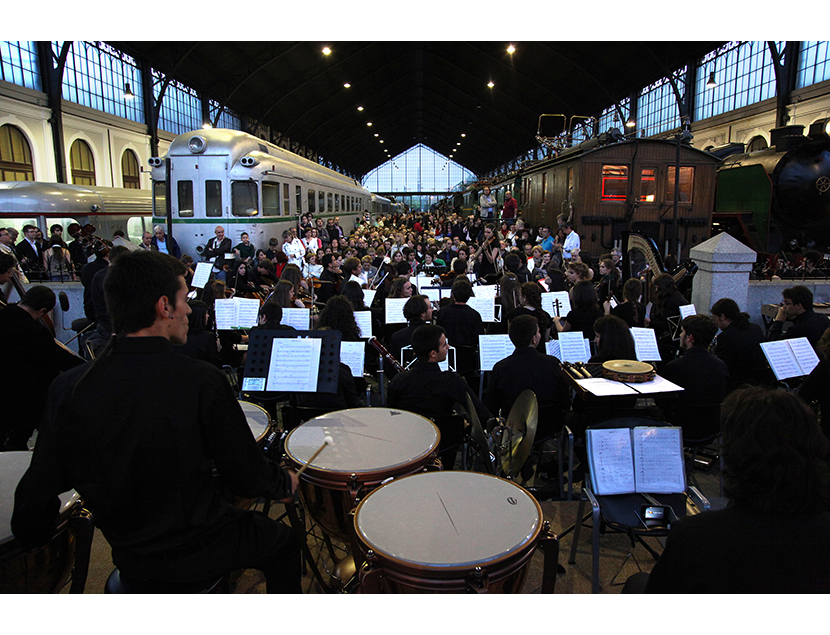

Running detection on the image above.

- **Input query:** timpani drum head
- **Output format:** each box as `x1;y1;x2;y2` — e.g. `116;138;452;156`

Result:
284;408;439;476
0;452;78;548
354;471;542;568
238;400;271;444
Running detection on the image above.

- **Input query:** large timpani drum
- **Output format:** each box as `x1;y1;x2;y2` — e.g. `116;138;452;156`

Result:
239;400;272;447
353;471;543;593
284;408;440;542
0;452;81;593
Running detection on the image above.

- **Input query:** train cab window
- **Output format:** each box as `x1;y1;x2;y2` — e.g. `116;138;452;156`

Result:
282;183;290;216
0;124;35;181
318;190;325;213
296;185;303;215
601;165;628;200
334;194;340;212
263;182;280;216
70;139;96;186
327;192;333;213
153;181;167;217
666;167;695;203
232;181;259;217
127;217;149;244
121;150;140;189
308;188;316;214
177;180;194;217
205;180;222;217
639;168;657;203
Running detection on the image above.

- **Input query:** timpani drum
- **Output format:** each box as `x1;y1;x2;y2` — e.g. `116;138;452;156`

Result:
239;400;273;448
0;452;81;593
353;471;543;593
284;408;440;542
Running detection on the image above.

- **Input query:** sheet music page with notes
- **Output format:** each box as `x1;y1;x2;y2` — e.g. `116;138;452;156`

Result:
213;299;236;330
384;298;408;324
353;310;373;339
632;427;686;494
558;331;590;363
546;339;561;360
467;296;496;322
679;304;697;319
362;289;377;307
479;334;515;371
631;327;662;362
236;298;260;329
787;337;820;376
340;340;366;378
541;291;572;318
760;338;818;380
280;308;311;330
587;428;636;495
214;298;259;330
191;261;213;289
265;337;322;392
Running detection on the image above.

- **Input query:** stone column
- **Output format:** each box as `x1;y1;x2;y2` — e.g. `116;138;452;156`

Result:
690;232;757;315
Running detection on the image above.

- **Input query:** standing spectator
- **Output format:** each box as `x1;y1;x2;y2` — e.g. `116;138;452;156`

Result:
479;186;496;221
560;222;580;262
502;190;517;220
16;224;43;279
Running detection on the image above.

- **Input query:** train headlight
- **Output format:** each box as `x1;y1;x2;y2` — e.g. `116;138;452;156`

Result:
188;135;207;154
148;157;164;167
240;156;260;168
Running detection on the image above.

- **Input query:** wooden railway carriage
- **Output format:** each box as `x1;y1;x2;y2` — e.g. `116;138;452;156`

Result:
507;137;720;260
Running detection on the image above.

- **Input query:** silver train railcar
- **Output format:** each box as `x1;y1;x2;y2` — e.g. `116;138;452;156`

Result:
0;181;154;243
149;129;375;259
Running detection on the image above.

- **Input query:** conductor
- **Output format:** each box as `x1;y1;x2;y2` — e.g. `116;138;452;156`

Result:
12;250;301;593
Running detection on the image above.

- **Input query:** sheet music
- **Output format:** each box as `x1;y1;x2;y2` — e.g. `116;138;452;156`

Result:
557;331;590;363
467;296;496;322
191;261;213;289
788;337;820;376
384;298;408;324
632;427;686;494
363;289;377;307
421;287;445;305
546;339;561;360
213;299;236;331
624;375;684;394
236;298;260;328
340;341;365;378
587;428;636;496
265;337;322;392
576;378;639;397
679;304;696;319
280;308;311;330
760;338;819;380
473;284;498;300
478;334;515;372
214;297;259;330
630;327;662;362
353;310;373;339
541;291;571;318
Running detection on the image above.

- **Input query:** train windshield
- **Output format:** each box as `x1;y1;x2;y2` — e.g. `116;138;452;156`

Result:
232;181;259;217
153;182;166;217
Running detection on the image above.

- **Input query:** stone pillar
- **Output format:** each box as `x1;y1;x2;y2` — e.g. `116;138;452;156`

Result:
690;232;757;315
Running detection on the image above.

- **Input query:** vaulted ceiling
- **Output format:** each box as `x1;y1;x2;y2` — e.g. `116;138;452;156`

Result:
109;41;723;179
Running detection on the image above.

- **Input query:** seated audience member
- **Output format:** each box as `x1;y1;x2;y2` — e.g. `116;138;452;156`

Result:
554;280;603;341
657;314;729;414
590;315;637;363
485;315;569;439
642;387;830;593
12;250;300;592
798;326;830;440
173;300;222;368
388;324;490;469
710;297;771;392
435;277;485;349
767;285;830;351
607;278;646;328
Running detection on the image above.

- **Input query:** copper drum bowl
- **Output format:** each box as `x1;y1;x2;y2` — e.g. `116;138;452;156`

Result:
353;471;544;593
284;407;440;542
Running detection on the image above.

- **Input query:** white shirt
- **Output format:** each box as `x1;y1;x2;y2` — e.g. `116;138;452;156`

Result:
562;231;580;259
283;238;306;266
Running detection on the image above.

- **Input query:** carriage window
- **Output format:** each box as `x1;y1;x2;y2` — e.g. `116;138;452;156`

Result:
318;190;325;213
70;139;96;186
640;168;657;202
205;180;222;217
153;181;167;217
232;181;258;217
263;182;280;216
308;188;316;214
177;180;193;217
127;216;149;244
334;193;340;212
601;165;628;200
666;167;694;203
283;183;290;216
0;124;35;181
296;185;303;215
327;192;333;212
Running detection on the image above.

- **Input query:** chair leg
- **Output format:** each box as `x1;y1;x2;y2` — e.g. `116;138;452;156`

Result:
591;504;601;594
568;497;586;564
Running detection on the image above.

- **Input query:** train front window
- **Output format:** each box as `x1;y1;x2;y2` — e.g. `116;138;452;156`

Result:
601;165;628;200
666;167;694;203
153;181;167;217
263;182;280;216
640;169;657;202
177;180;194;217
232;181;259;217
205;180;222;217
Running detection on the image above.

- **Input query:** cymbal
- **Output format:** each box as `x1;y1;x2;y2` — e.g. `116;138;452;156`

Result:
500;390;538;478
466;394;495;475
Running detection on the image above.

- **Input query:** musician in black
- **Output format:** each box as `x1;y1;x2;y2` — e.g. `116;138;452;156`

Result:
317;252;343;304
767;285;830;352
710;297;772;393
474;223;501;281
435;277;485;349
0;251;15;306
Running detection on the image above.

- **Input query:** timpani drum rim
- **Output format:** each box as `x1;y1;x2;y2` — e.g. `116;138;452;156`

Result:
601;359;655;383
284;407;440;483
238;399;272;445
353;471;543;572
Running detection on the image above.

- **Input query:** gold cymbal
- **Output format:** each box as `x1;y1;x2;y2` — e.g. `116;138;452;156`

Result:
500;390;538;478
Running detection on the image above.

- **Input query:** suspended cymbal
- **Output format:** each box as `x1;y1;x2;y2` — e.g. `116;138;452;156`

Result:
500;390;538;478
466;393;495;475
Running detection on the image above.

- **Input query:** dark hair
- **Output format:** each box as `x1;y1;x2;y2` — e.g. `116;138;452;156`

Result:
567;262;590;281
280;263;303;293
621;278;642;326
411;324;445;361
721;387;830;514
0;251;16;274
570;280;599;312
452;259;467;275
388;277;411;299
341;280;366;310
342;256;360;278
317;295;360;341
593;315;637;362
711;297;751;329
257;258;275;273
258;300;283;326
503;252;521;273
272;280;295;308
509;314;539;348
104;250;187;334
20;285;56;312
782;285;814;311
403;294;429;321
680;314;718;348
451;278;474;303
520;281;543;310
187;299;210;335
499;273;521;314
322;252;341;269
652;273;682;316
545;267;567;292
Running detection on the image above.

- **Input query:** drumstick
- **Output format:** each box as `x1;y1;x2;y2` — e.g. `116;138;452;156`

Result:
296;436;334;478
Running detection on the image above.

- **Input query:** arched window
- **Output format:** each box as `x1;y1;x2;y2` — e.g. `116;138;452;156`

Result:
121;149;140;189
747;135;768;152
70;139;96;186
0;124;35;181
